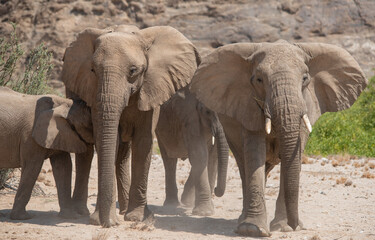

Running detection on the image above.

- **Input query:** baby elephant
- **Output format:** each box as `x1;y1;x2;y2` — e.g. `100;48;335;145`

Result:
0;87;93;220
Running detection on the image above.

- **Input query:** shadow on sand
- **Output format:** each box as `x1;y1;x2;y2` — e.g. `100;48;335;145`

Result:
149;204;239;237
0;209;90;226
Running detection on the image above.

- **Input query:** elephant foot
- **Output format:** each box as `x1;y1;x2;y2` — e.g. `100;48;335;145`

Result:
124;205;154;222
163;198;180;208
192;201;214;216
118;199;129;216
89;209;119;227
72;202;90;216
181;192;195;208
10;210;32;220
59;208;80;219
236;222;271;237
119;208;127;215
270;218;304;232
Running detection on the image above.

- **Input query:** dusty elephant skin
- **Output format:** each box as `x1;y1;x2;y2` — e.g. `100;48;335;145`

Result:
155;86;229;215
61;25;200;227
0;87;93;220
190;41;367;237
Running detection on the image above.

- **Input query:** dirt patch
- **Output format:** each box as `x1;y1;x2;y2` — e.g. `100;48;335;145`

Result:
1;155;375;239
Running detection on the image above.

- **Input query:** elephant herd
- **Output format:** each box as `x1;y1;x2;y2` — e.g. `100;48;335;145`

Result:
0;25;367;237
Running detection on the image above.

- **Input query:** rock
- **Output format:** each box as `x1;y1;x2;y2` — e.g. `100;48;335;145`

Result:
344;178;353;186
0;0;373;96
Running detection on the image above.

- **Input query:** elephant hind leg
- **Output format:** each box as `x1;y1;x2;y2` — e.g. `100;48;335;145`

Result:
181;170;195;207
10;154;44;220
160;144;179;208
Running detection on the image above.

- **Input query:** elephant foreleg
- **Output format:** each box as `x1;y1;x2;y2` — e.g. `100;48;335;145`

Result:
116;141;131;215
124;134;153;222
124;110;157;222
236;130;270;237
50;152;76;219
186;134;213;216
72;144;94;216
182;141;217;207
270;168;304;232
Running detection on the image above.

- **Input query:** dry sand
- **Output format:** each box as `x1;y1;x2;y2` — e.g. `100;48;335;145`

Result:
1;154;374;240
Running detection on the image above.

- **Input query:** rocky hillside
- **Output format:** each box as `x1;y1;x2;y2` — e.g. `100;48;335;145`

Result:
1;0;374;91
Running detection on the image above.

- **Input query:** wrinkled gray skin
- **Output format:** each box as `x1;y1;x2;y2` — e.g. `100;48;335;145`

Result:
190;41;367;237
156;87;229;215
62;25;200;227
114;87;229;217
0;87;93;220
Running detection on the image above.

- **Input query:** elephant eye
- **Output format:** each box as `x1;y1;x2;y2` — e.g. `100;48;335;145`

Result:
302;73;310;83
129;66;138;76
303;74;309;82
257;78;262;83
302;73;310;88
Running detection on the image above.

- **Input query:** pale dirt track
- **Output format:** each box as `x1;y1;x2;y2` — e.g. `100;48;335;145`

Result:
1;154;374;240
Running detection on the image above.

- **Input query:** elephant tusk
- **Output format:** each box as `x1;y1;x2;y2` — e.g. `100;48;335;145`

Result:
212;136;215;145
302;114;312;133
265;118;271;134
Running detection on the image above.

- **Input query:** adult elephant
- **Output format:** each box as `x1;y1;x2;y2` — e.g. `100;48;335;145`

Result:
156;86;229;214
62;25;200;227
190;41;367;237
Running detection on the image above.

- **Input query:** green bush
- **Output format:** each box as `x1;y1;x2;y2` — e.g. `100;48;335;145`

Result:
0;24;54;189
305;75;375;157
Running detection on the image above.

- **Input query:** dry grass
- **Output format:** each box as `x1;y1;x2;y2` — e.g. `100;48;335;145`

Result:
330;154;353;167
353;161;365;168
178;179;185;186
309;235;321;240
336;177;347;185
302;155;314;164
362;171;375;179
129;220;155;232
368;162;375;169
331;160;339;167
92;230;110;240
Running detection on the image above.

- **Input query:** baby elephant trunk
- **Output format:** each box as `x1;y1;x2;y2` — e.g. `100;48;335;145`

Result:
212;114;229;197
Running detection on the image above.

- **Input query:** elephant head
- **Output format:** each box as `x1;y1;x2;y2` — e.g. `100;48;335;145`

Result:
61;25;200;226
32;97;93;153
190;41;367;229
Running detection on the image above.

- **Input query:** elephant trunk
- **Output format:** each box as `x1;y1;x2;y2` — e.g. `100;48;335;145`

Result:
96;69;130;226
271;75;304;230
212;114;229;197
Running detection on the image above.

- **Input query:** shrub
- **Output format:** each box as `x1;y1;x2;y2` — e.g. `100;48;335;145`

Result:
0;24;54;189
305;75;375;157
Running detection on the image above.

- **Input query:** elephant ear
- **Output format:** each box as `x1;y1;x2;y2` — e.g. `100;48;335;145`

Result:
296;43;368;125
190;43;263;132
32;102;87;153
138;26;201;111
61;25;139;107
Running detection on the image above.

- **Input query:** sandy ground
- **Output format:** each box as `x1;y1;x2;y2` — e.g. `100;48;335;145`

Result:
1;153;375;240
